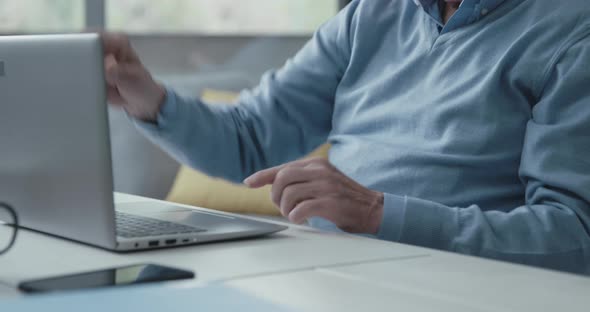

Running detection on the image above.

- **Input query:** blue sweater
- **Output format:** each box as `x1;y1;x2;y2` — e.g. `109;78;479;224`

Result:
136;0;590;273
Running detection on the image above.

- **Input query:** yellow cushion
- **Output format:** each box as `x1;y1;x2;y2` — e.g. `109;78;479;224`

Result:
199;89;241;104
166;89;330;216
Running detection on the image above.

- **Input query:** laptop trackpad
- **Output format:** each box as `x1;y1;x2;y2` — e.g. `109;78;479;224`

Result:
117;202;266;232
151;210;266;233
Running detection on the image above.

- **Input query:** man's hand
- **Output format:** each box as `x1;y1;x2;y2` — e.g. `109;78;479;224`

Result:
102;33;166;122
244;158;384;234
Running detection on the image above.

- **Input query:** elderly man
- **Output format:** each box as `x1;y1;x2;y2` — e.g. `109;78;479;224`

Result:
103;0;590;273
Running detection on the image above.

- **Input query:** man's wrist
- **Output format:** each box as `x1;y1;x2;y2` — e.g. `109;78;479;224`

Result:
145;84;167;123
366;191;384;234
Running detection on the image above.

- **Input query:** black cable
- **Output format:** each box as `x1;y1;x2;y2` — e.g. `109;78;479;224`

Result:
0;202;18;256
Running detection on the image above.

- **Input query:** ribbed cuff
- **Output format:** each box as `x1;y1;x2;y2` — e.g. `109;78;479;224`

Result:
394;196;458;250
376;194;408;242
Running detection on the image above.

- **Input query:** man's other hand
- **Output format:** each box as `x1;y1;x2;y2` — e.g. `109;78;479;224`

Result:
102;33;166;123
244;158;384;234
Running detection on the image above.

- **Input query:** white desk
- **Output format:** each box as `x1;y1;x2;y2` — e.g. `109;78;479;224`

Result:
1;193;589;311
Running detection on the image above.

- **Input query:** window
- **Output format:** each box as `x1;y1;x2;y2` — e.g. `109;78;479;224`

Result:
0;0;338;35
106;0;339;35
0;0;84;33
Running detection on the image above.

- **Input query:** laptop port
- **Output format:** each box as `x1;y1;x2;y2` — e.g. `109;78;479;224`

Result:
165;239;177;245
182;239;190;243
148;240;159;247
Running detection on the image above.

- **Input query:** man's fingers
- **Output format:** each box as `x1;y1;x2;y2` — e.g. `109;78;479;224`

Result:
104;53;117;68
271;167;323;206
279;182;323;217
104;61;146;107
243;165;282;188
244;157;327;188
105;62;145;88
107;86;125;106
104;55;119;86
288;199;332;224
104;54;123;105
102;33;128;59
101;33;139;63
117;65;144;83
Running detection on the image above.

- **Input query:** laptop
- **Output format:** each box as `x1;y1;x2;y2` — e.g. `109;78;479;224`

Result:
0;34;287;251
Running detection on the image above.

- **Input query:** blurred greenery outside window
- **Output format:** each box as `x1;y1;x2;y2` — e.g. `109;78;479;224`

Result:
0;0;84;33
0;0;338;35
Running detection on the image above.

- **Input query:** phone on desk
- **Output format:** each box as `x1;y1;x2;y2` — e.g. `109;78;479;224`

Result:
18;264;195;294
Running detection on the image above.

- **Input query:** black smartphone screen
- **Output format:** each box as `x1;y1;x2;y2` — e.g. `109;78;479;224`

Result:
18;264;195;293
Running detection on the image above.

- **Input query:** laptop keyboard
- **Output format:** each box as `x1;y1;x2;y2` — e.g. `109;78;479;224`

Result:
115;211;206;238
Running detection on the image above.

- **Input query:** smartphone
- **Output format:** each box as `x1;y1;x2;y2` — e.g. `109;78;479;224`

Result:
18;264;195;294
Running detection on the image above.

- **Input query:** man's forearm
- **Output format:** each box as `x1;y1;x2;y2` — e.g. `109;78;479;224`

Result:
133;88;264;182
377;193;590;274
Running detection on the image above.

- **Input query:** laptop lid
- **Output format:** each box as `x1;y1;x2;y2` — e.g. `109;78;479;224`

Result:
0;34;117;249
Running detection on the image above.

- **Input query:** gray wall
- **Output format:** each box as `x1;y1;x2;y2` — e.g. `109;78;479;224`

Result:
130;35;310;77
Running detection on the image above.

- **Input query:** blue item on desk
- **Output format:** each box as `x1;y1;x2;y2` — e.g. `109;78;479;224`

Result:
0;283;291;312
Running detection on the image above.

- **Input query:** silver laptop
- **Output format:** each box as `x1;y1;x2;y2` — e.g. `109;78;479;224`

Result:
0;34;287;251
